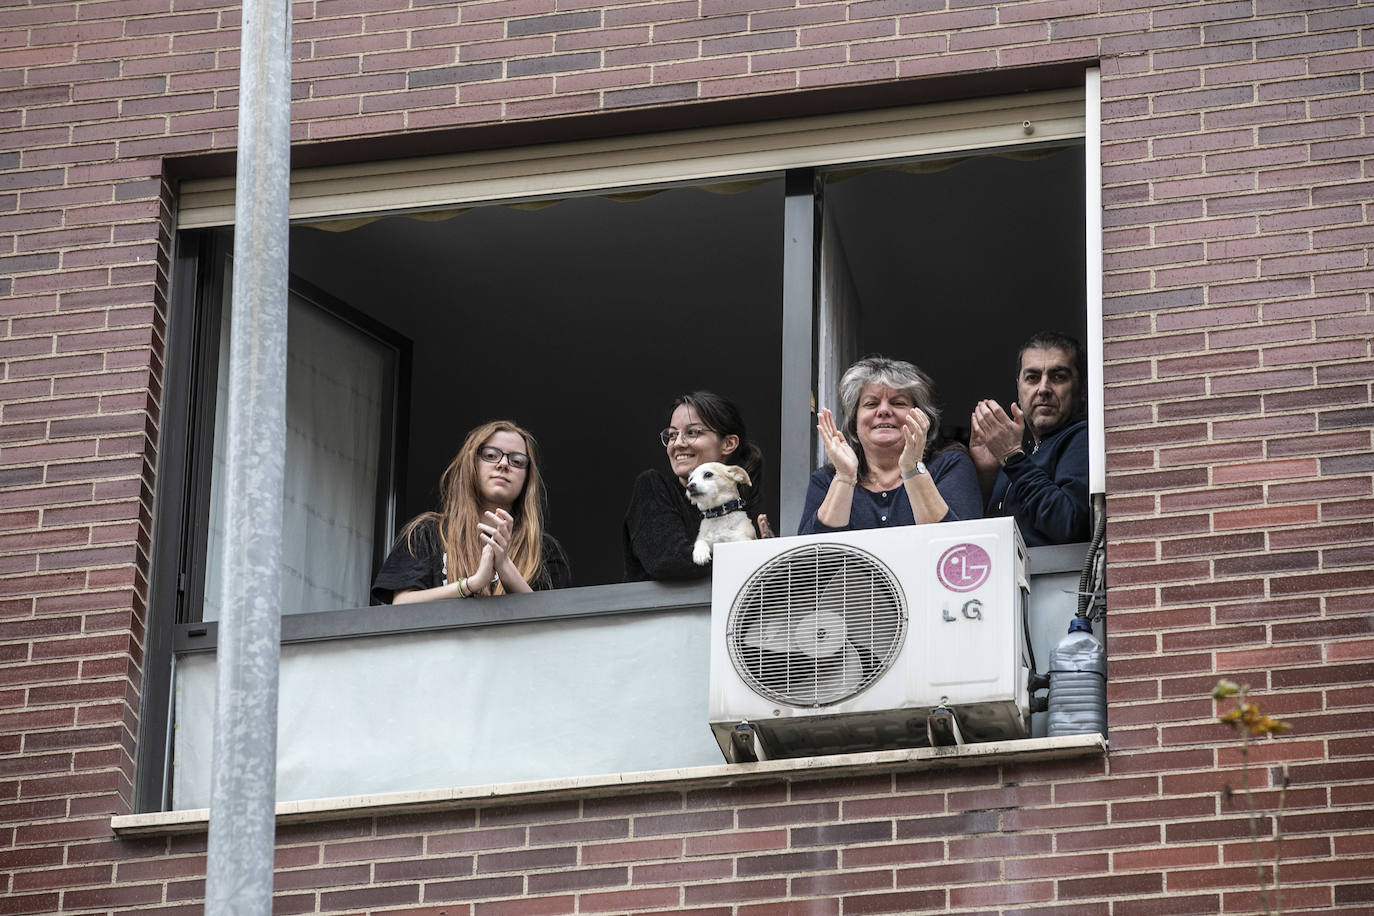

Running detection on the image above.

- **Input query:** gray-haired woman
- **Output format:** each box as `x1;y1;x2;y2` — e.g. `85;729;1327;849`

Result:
798;356;982;534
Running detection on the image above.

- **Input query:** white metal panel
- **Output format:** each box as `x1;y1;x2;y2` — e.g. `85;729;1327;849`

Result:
916;523;1025;696
173;609;717;809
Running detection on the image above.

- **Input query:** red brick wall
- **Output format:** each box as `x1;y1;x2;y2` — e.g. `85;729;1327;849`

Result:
11;755;1374;914
1;0;1371;912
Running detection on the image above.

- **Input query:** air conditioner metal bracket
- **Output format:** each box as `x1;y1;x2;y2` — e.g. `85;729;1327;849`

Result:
926;705;965;747
726;721;767;763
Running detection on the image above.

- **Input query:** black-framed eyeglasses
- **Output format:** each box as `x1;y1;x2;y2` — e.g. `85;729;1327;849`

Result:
660;425;715;447
477;446;530;469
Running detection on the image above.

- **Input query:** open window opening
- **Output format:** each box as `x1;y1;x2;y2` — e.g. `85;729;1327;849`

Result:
183;146;1088;611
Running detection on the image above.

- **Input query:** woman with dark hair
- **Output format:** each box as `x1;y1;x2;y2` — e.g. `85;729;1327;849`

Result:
623;391;766;581
799;356;982;534
372;420;569;603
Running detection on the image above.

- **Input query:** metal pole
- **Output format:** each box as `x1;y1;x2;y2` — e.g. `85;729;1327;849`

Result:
780;168;818;536
205;0;291;909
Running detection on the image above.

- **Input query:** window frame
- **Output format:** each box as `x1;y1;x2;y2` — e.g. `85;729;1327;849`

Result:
139;232;413;809
138;79;1102;812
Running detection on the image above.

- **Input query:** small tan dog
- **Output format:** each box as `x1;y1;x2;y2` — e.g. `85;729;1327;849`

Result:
685;462;757;565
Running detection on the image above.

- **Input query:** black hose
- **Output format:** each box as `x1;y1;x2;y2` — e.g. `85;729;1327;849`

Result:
1077;495;1107;618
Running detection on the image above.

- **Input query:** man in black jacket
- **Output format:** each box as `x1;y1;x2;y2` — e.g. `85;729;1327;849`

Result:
970;331;1091;547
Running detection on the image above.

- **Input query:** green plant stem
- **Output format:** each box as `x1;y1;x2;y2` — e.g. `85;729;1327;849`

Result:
1238;729;1274;915
1273;765;1288;916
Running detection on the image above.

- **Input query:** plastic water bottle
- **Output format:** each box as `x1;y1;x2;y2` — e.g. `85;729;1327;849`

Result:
1047;617;1107;737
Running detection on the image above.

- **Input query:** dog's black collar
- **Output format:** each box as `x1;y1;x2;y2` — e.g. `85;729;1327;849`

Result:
699;498;747;519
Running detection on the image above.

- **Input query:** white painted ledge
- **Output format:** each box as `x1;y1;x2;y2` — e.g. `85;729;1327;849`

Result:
112;733;1107;836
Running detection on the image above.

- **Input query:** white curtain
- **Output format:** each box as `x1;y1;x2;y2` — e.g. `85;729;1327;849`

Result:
204;262;388;618
816;205;863;469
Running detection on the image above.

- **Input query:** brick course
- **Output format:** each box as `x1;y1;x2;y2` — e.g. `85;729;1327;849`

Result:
2;0;1371;912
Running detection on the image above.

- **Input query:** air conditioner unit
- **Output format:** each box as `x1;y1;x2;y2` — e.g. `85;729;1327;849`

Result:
708;517;1031;761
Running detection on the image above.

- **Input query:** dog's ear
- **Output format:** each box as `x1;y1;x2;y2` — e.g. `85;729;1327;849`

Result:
724;465;752;488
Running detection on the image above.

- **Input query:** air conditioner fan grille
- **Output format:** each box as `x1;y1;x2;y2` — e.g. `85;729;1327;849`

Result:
727;542;906;708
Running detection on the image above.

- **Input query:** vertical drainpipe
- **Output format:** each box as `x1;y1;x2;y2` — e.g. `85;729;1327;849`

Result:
204;0;291;910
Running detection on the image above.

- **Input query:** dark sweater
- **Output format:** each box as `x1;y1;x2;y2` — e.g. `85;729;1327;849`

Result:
622;469;711;582
987;415;1090;547
797;447;984;535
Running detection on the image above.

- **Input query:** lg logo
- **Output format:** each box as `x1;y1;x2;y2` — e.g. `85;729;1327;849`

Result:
936;542;991;593
942;598;983;623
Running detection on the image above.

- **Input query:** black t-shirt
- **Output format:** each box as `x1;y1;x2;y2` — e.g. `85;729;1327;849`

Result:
371;518;570;604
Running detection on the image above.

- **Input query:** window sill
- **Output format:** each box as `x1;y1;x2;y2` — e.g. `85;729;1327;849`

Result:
112;733;1106;836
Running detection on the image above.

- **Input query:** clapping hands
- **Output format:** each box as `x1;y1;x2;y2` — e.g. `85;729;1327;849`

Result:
898;409;929;475
816;408;859;479
478;508;513;562
818;407;929;478
468;508;514;595
970;399;1025;471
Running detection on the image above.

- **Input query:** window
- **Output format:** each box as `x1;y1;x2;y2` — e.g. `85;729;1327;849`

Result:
140;82;1100;811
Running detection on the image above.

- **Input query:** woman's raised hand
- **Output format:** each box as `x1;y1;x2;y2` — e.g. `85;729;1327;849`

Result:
817;408;859;480
900;410;929;474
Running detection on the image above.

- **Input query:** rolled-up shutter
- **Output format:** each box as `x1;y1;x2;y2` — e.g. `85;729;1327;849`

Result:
177;87;1085;229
